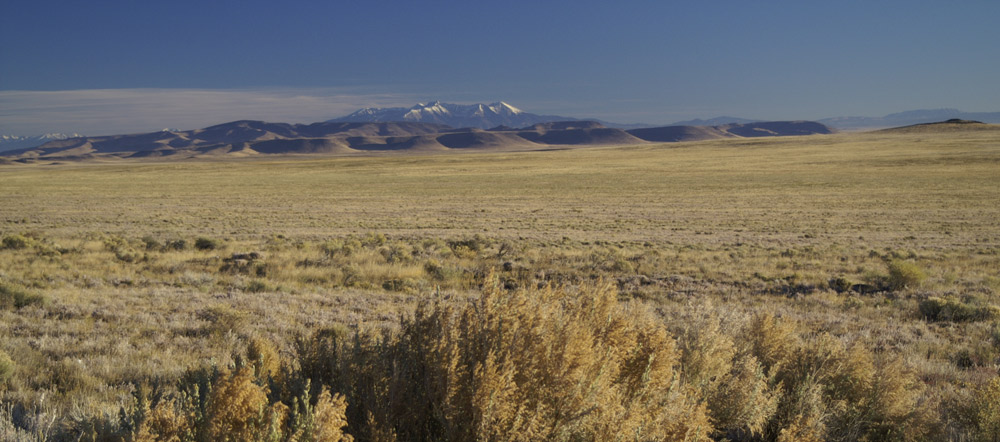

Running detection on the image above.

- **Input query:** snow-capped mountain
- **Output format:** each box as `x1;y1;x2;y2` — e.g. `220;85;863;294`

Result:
328;101;574;129
0;133;83;152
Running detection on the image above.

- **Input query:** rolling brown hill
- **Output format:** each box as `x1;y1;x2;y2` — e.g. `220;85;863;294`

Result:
2;119;834;162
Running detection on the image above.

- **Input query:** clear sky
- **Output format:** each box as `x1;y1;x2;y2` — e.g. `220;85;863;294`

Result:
1;0;998;135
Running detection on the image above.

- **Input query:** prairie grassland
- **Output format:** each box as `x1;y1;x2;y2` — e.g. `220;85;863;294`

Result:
1;128;999;440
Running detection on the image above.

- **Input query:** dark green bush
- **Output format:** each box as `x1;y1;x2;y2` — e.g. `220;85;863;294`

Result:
1;234;32;250
194;237;221;251
0;282;46;310
243;279;270;293
829;277;853;293
919;296;999;322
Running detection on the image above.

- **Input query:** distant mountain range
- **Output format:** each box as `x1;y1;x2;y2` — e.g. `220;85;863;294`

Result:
7;103;994;161
0;133;83;153
328;101;575;130
6;105;997;154
667;109;1000;130
329;103;1000;131
817;109;1000;130
1;119;833;162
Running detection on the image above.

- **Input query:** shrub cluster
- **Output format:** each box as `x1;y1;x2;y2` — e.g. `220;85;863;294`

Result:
59;277;940;441
0;281;46;310
919;296;1000;322
1;234;33;250
969;376;1000;441
68;338;351;442
297;276;712;441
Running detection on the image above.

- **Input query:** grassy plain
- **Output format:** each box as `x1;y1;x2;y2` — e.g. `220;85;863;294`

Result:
1;128;999;440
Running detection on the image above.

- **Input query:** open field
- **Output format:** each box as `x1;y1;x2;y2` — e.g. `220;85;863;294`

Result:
2;128;1000;440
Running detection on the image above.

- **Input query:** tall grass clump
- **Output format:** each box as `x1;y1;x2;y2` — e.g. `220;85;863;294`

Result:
298;274;712;441
73;338;352;442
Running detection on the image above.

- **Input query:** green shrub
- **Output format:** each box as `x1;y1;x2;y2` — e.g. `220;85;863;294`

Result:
970;376;1000;441
0;350;13;385
379;243;413;264
919;296;999;322
886;260;926;291
141;235;162;251
0;282;46;310
381;278;418;292
244;279;270;293
424;259;459;282
48;358;99;394
194;237;221;251
829;277;853;293
1;234;32;250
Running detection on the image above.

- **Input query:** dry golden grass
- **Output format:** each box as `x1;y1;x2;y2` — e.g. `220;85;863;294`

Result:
1;128;999;440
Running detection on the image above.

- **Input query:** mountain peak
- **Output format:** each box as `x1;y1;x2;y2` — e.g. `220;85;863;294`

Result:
329;101;569;129
489;101;522;115
0;132;84;153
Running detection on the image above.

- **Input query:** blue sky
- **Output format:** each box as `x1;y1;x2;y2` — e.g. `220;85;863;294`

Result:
1;0;998;135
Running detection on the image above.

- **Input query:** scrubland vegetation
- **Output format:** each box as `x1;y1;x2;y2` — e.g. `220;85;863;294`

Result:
1;128;999;440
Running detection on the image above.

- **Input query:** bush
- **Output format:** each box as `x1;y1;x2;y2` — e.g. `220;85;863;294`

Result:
0;282;46;310
754;332;936;441
244;279;271;293
140;235;162;251
1;234;32;250
919;296;999;322
118;350;352;442
197;305;248;336
293;275;712;441
970;376;1000;441
0;350;13;385
195;237;221;251
829;277;853;293
886;260;926;291
48;358;99;394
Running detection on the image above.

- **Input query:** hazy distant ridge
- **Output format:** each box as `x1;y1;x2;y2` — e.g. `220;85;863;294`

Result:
818;109;1000;130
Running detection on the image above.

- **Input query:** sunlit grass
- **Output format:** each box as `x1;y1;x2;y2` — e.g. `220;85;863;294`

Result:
1;128;999;439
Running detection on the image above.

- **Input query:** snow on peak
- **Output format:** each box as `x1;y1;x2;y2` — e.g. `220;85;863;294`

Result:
327;100;560;129
488;101;522;115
